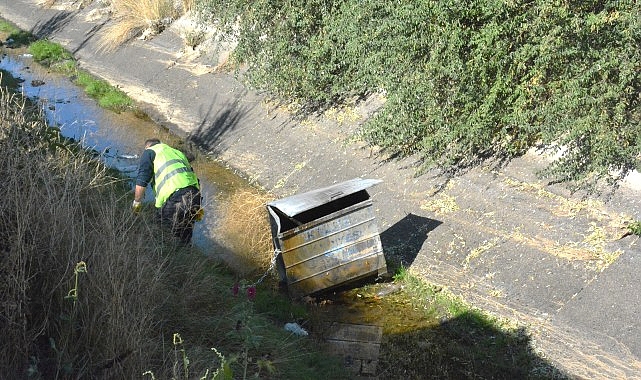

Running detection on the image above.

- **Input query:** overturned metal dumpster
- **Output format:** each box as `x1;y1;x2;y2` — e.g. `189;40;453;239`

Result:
266;178;387;298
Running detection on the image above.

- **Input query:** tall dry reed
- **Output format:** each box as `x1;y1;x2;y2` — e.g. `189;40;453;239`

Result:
215;189;276;277
98;0;180;51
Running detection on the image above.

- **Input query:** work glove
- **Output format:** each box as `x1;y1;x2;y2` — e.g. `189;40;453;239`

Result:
132;200;142;213
194;207;205;221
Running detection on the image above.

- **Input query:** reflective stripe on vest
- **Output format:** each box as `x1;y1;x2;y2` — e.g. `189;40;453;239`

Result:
149;143;199;208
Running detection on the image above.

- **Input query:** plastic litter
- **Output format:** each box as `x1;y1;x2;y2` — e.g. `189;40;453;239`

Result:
117;154;139;159
284;322;308;336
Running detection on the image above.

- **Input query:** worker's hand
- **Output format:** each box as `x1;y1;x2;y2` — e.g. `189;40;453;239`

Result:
132;200;142;213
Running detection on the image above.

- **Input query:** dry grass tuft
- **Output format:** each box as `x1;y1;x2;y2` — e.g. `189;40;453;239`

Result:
215;189;276;276
97;0;179;52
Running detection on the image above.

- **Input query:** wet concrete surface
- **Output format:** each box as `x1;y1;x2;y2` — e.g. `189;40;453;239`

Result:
2;0;641;378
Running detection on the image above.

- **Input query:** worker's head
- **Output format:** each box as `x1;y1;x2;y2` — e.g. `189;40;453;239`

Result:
144;138;161;149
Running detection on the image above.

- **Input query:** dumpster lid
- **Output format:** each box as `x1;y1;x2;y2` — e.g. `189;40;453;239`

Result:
266;178;382;217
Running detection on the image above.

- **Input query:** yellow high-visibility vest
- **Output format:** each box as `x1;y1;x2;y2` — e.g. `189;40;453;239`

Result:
148;143;199;208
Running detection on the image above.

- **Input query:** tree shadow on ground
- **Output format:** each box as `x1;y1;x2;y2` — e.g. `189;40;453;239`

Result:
380;213;441;273
9;7;108;58
71;19;108;56
186;91;255;154
31;10;76;39
376;310;570;379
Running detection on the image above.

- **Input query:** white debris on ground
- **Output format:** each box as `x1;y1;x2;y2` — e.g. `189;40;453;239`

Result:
284;322;308;336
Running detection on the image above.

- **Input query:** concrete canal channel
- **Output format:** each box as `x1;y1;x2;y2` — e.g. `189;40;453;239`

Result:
1;43;392;378
5;5;641;375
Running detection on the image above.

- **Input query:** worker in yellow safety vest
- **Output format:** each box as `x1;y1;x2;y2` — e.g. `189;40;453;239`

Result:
133;138;203;243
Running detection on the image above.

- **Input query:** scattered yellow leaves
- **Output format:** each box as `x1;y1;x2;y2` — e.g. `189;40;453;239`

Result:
463;237;500;267
420;193;459;215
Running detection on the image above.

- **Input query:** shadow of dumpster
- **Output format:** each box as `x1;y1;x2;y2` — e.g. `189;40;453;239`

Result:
380;213;442;272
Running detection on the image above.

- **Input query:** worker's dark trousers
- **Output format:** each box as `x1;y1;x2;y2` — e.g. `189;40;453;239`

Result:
158;186;202;244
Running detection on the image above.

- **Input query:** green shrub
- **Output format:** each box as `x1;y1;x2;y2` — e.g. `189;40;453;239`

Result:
29;39;73;63
0;20;18;34
0;20;35;46
195;0;641;190
72;67;133;111
97;88;133;111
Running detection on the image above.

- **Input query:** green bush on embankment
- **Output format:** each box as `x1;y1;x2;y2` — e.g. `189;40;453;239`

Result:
0;20;35;46
194;0;641;191
0;82;348;378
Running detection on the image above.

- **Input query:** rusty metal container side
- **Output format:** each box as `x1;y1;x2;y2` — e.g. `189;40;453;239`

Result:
266;178;387;298
280;201;386;296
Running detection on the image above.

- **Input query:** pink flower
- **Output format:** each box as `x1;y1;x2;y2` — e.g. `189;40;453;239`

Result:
247;286;256;300
232;282;240;296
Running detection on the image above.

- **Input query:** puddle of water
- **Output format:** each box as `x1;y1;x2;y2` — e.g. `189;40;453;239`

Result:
302;283;441;377
307;283;437;335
